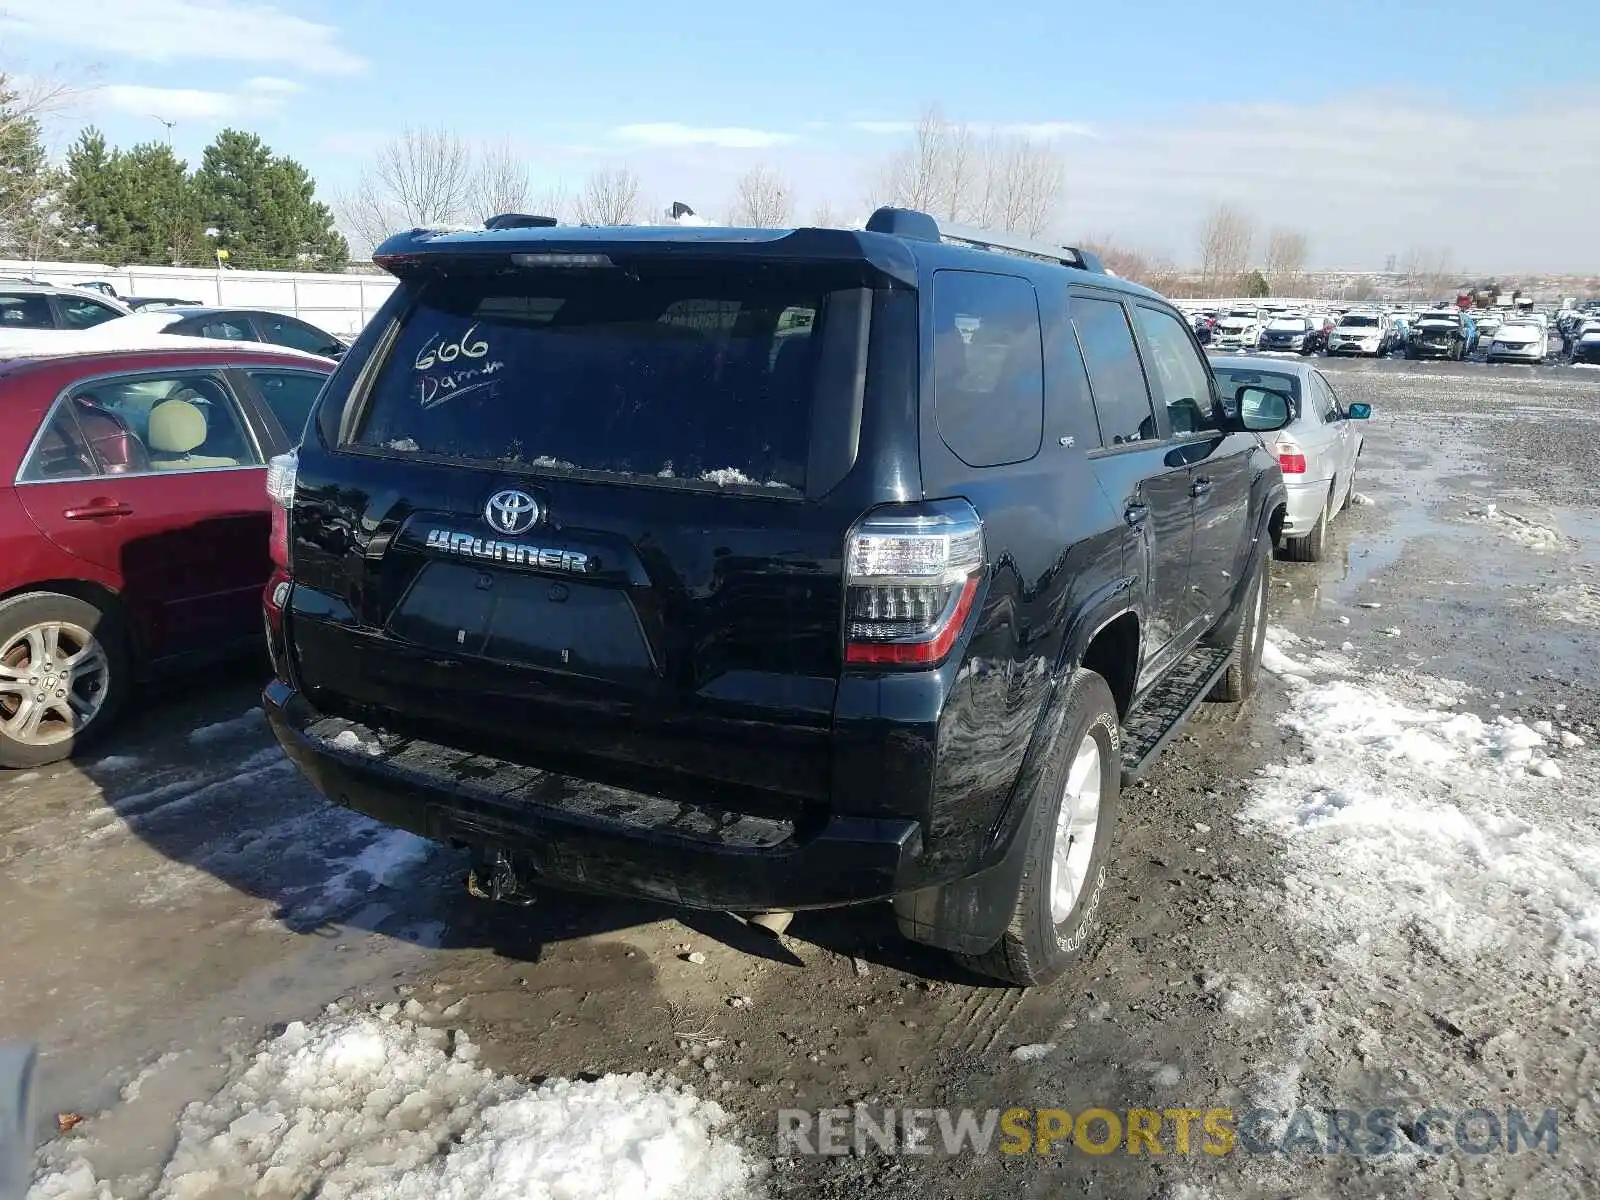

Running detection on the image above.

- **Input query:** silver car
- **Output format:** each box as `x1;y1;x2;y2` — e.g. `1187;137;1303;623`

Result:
1211;356;1370;562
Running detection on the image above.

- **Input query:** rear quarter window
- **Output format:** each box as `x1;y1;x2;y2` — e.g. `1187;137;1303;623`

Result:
931;271;1043;468
351;267;835;492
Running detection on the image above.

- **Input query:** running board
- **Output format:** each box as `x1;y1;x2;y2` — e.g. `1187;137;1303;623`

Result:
1120;646;1236;783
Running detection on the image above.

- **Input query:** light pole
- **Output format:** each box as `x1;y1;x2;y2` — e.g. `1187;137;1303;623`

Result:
151;115;176;145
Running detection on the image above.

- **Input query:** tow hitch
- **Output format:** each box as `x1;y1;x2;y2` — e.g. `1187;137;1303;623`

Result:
465;848;536;906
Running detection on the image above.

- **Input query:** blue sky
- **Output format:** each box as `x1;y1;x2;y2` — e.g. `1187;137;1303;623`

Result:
4;0;1598;271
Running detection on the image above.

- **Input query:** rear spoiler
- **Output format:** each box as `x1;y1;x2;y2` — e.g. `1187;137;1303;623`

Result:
371;225;921;286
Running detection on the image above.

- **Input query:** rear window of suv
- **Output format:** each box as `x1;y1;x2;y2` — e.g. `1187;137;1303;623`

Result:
352;267;831;493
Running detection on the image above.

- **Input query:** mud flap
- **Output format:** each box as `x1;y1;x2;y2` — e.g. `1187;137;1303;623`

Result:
892;674;1075;955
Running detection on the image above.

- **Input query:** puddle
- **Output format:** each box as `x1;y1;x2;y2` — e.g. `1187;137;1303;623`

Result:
1550;506;1600;564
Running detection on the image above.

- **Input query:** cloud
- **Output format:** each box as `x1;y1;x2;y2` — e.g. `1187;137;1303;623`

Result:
98;76;301;120
242;76;302;96
848;119;1095;139
981;121;1096;140
850;121;915;135
0;0;365;74
610;123;794;150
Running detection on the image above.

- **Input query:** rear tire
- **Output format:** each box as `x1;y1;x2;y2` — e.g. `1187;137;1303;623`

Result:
0;591;128;770
957;670;1121;987
1208;551;1269;702
1283;490;1331;563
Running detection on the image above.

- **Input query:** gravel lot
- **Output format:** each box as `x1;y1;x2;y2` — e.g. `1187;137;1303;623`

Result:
5;357;1597;1199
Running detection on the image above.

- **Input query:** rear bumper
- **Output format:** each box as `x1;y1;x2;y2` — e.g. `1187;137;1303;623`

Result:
1280;477;1333;536
264;679;924;911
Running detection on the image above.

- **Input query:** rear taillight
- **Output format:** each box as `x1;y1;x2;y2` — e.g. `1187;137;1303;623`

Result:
1276;442;1307;475
266;450;297;570
844;501;985;667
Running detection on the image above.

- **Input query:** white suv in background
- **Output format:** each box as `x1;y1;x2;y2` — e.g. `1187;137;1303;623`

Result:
1328;312;1389;357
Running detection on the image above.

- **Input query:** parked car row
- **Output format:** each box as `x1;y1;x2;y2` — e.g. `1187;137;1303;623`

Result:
1185;298;1581;366
0;283;348;359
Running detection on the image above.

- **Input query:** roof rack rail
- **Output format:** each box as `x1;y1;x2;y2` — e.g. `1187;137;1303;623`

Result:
484;212;560;230
939;222;1104;273
863;206;1103;272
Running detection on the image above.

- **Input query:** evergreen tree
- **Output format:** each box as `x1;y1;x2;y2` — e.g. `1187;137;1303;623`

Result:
195;128;347;271
115;142;204;265
61;128;128;259
0;80;62;258
63;132;203;266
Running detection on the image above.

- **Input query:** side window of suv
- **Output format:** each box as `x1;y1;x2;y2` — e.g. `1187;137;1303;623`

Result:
1070;295;1158;447
932;270;1044;467
1132;305;1217;436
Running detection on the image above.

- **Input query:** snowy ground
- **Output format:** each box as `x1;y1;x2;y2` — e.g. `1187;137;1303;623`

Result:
3;357;1598;1198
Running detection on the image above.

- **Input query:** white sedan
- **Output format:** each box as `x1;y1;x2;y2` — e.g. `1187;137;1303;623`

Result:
1213;357;1370;562
1486;321;1548;364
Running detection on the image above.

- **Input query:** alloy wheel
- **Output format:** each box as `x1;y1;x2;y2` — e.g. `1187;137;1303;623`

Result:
0;621;111;747
1049;732;1103;924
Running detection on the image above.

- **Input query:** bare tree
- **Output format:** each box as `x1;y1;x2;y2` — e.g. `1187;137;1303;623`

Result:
1197;204;1255;292
871;106;948;214
1080;237;1183;295
1421;248;1454;299
810;201;842;228
573;166;640;226
470;139;531;221
1264;228;1310;293
532;181;571;224
982;133;1065;237
870;106;1066;236
341;127;476;248
727;164;793;227
0;68;83;257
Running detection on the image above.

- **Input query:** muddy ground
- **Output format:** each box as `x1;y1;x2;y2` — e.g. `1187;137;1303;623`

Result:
4;357;1597;1199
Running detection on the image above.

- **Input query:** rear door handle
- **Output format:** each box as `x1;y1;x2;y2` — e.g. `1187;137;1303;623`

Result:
63;499;132;521
1124;503;1149;528
1190;478;1213;498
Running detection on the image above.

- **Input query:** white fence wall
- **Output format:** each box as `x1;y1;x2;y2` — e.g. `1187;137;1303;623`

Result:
0;258;399;336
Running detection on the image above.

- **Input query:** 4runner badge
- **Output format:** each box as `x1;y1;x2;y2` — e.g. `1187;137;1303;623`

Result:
423;528;593;573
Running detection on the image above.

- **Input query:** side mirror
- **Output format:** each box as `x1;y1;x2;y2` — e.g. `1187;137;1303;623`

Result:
1233;385;1293;432
1347;402;1372;420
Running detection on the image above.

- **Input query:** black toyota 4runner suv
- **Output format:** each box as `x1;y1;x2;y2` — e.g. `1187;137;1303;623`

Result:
263;208;1291;986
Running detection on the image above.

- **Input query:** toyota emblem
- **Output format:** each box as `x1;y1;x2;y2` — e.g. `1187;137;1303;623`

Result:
484;489;542;536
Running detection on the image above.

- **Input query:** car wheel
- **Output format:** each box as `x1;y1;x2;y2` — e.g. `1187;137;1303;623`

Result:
1283;488;1331;563
958;669;1121;987
1340;468;1357;512
1208;551;1269;703
0;592;128;769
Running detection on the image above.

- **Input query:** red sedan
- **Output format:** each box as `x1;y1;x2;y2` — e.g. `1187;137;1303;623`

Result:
0;345;334;767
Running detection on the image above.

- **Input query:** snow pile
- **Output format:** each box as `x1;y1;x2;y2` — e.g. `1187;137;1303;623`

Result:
330;729;382;756
1545;582;1600;626
187;708;266;745
32;1008;756;1200
1463;502;1572;552
1009;1043;1056;1063
1246;641;1600;968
